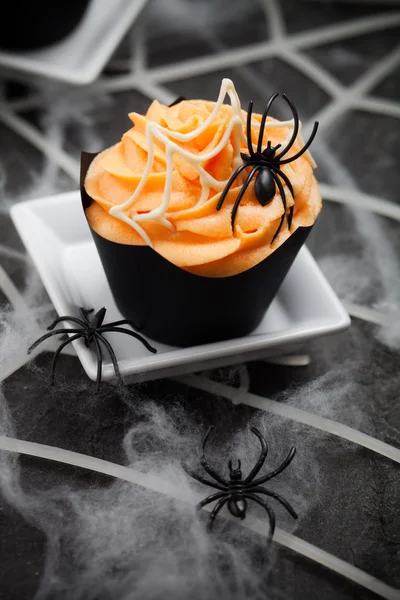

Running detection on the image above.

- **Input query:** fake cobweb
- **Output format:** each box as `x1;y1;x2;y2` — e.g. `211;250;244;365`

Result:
0;1;399;599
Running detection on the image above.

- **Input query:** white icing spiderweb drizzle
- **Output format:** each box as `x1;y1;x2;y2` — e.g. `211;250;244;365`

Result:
109;78;298;247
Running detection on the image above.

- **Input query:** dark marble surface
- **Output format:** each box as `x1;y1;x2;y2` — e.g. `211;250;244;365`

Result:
0;1;399;599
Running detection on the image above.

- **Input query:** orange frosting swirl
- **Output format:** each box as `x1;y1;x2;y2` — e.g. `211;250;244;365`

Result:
85;93;322;277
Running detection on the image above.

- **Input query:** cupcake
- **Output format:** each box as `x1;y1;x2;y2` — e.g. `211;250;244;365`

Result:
0;0;91;51
81;78;322;346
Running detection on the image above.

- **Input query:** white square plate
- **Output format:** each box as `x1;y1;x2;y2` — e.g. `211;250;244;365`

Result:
0;0;147;85
10;191;350;383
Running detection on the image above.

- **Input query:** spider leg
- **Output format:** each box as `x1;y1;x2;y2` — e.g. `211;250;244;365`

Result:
246;486;297;519
279;121;319;165
95;333;124;387
246;101;255;157
97;327;157;354
90;307;107;329
243;427;269;484
50;333;83;385
271;167;294;198
186;470;226;491
244;493;276;541
200;427;230;487
216;161;255;212
208;497;229;530
274;94;300;160
270;171;287;243
100;318;142;331
27;329;84;354
257;92;279;154
250;447;296;487
272;167;294;230
47;316;86;330
231;166;261;228
80;308;94;324
92;335;103;391
197;491;228;510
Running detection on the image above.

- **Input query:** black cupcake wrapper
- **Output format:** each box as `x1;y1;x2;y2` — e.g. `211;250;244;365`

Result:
81;152;313;347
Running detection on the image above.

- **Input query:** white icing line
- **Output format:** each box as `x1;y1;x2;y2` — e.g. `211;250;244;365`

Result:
109;78;301;243
0;103;80;183
319;183;400;223
176;375;400;465
109;78;247;239
0;435;398;600
0;8;399;596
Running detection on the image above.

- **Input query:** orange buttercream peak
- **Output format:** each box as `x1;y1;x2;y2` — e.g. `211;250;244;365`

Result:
84;80;321;277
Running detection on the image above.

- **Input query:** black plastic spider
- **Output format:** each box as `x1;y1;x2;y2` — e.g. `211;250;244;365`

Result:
189;426;297;540
27;307;157;390
216;93;319;243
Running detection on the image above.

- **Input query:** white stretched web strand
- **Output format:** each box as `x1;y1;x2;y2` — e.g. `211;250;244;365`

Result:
0;103;80;183
0;326;77;385
0;6;397;379
130;22;145;74
278;50;345;99
238;364;250;392
102;12;400;85
344;302;394;328
176;375;400;465
0;247;27;261
0;260;39;383
8;93;42;112
2;15;399;233
0;5;397;354
0;348;42;384
0;262;29;315
262;0;285;40
305;44;400;135
319;183;400;223
265;355;311;367
132;77;176;106
0;435;398;600
355;96;400;120
292;11;400;51
0;335;77;385
0;5;398;597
